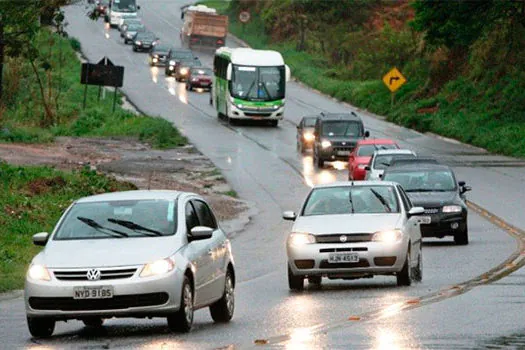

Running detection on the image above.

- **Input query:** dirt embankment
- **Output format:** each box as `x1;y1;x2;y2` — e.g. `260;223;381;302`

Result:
0;137;255;233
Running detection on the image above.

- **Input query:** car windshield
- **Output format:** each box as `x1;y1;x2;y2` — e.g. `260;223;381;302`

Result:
322;121;361;137
384;169;457;192
303;185;400;216
136;33;156;40
357;144;397;157
171;51;194;60
180;60;200;68
127;23;145;31
54;200;177;240
231;65;285;101
373;153;415;170
191;68;212;75
153;45;170;53
112;0;137;12
303;117;317;127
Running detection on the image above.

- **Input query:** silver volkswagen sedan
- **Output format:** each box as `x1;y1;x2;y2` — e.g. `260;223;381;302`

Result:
283;181;424;290
25;190;235;338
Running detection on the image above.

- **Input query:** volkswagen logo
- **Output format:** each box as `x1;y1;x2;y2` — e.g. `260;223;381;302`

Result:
86;269;101;281
339;235;348;243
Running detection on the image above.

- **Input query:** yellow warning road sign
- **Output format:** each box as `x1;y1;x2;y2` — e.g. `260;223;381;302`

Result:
382;67;407;93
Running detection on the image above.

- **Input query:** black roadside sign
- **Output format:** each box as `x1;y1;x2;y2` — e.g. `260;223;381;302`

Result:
81;57;124;87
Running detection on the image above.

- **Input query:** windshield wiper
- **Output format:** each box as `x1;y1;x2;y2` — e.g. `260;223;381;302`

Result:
370;189;392;213
348;190;355;213
77;217;128;238
108;218;164;237
244;80;256;98
260;82;273;100
380;162;391;167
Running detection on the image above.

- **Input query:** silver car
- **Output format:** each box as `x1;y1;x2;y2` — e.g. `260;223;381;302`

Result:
364;149;416;180
283;181;424;290
25;190;235;338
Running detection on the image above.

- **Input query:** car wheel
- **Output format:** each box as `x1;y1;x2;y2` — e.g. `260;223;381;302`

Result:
288;265;304;291
188;83;193;91
297;140;302;153
167;275;193;333
314;151;324;169
396;250;412;287
454;224;469;245
82;317;104;328
27;317;55;338
209;269;235;323
132;46;137;52
412;252;423;282
308;276;322;288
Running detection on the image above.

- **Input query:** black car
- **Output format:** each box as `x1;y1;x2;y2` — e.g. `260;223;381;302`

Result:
148;45;173;66
382;163;471;245
132;32;158;52
313;112;370;168
166;58;202;81
165;49;197;75
123;23;146;44
296;115;318;153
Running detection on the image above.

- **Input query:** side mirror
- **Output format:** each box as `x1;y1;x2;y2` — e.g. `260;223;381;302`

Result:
33;232;50;246
461;185;472;193
458;181;466;187
226;63;232;80
364;130;370;138
365;166;370;171
285;64;291;82
282;211;297;221
378;173;383;179
137;5;141;10
194;57;199;60
408;207;425;216
189;226;214;242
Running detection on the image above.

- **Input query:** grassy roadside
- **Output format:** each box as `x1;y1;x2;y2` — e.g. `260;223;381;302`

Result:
202;2;525;158
1;29;187;149
0;162;137;293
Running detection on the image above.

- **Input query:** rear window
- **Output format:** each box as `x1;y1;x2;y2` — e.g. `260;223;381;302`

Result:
191;68;212;75
373;154;415;170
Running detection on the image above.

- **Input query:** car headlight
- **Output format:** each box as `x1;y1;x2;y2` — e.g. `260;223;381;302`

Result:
126;33;133;38
442;205;462;213
152;57;158;62
135;40;141;45
169;66;174;70
372;229;403;243
191;77;198;82
140;258;175;277
288;232;316;246
303;132;314;142
169;60;176;65
152;41;157;46
321;140;332;149
27;264;51;281
180;68;189;75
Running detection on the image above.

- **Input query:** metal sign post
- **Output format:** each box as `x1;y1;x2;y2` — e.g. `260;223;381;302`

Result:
239;10;250;34
80;56;124;112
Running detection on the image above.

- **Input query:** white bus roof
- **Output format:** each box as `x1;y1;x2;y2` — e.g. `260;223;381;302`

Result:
186;5;217;14
216;47;285;66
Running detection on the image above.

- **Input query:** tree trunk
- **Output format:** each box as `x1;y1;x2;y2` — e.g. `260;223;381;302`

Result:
29;59;54;127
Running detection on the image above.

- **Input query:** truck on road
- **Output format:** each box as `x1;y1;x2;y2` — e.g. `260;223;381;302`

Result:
181;5;228;49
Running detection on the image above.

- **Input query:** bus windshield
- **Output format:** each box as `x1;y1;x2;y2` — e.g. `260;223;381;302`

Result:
112;0;137;12
231;65;285;101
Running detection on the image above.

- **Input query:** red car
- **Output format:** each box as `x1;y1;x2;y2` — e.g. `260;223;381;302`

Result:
348;139;399;180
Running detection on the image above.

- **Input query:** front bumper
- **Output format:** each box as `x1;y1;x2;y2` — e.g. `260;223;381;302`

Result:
318;147;355;161
351;166;367;180
189;80;212;88
287;240;408;278
228;104;284;121
419;212;467;238
25;266;183;320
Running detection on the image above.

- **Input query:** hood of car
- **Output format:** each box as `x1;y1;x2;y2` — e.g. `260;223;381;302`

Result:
293;214;402;235
39;237;179;268
406;191;461;208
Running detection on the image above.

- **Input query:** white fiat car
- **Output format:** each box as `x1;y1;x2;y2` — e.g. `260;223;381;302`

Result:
25;190;235;338
365;149;417;180
283;182;424;290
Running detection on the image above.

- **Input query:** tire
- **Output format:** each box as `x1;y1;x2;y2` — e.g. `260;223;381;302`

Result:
132;46;137;52
308;276;322;287
288;265;304;291
396;251;412;287
209;270;235;323
167;276;193;333
454;224;469;245
297;140;303;154
27;317;55;338
412;251;423;282
314;151;324;169
82;317;104;328
188;83;193;91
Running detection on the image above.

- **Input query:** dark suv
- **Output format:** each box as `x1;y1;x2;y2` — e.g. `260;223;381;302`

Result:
313;112;369;168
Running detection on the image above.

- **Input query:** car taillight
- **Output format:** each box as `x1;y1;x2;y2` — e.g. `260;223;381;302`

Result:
217;39;224;44
191;38;199;42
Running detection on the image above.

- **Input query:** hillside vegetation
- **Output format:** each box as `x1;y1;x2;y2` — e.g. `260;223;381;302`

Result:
216;0;525;157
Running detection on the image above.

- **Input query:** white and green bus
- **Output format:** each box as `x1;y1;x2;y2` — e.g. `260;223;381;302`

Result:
212;47;290;126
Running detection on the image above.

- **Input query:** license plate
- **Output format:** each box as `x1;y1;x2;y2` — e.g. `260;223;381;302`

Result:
337;151;350;156
328;253;359;263
418;216;431;224
73;286;113;299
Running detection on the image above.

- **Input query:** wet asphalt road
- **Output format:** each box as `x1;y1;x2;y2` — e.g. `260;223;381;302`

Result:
2;1;525;348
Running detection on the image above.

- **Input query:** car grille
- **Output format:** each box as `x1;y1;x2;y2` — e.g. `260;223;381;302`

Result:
53;268;137;281
245;112;272;117
424;208;440;214
29;292;169;311
333;147;354;153
319;259;370;269
316;234;372;244
319;247;368;253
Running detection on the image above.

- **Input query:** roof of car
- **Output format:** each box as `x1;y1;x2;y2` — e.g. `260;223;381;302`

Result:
385;163;452;172
313;181;399;189
374;149;415;156
318;111;362;121
76;190;185;203
357;138;397;146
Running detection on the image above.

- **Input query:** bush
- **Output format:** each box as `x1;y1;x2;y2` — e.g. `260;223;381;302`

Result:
69;37;81;52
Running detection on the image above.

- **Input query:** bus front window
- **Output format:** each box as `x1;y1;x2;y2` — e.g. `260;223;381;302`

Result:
113;0;137;12
231;65;285;101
